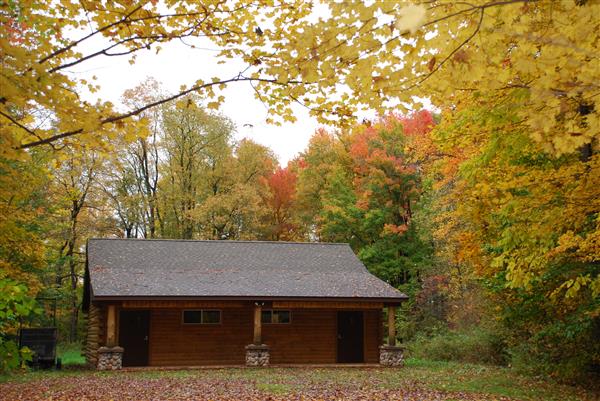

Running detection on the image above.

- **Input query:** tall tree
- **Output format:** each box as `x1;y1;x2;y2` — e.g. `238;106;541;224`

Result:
295;129;345;240
0;153;49;291
100;163;145;238
52;149;101;342
119;78;164;238
159;98;234;239
193;139;276;240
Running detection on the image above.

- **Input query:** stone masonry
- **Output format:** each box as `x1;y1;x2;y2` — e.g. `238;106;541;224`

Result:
379;345;404;367
245;344;270;366
97;346;124;370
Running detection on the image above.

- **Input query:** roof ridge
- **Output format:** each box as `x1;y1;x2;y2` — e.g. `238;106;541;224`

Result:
87;238;350;246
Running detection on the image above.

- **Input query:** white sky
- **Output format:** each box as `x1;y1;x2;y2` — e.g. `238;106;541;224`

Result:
69;36;320;165
67;4;431;165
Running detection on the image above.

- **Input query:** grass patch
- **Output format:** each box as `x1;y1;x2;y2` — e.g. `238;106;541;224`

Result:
56;343;86;366
400;358;593;401
0;368;92;384
255;382;292;395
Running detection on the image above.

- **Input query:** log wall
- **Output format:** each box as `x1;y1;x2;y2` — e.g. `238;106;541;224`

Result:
84;303;105;366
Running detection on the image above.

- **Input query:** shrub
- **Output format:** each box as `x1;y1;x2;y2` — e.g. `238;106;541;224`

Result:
406;327;508;366
507;316;600;383
0;279;39;373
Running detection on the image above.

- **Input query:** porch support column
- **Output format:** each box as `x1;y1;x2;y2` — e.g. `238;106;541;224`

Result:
387;305;396;346
253;303;262;345
97;304;123;370
106;304;116;347
379;305;404;367
245;302;269;366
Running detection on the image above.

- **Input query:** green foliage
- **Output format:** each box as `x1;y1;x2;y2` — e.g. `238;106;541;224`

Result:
0;154;49;291
359;226;432;290
493;270;600;382
0;340;29;373
0;279;40;372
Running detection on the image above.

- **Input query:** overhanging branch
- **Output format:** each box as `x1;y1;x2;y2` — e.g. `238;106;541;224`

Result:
14;76;304;149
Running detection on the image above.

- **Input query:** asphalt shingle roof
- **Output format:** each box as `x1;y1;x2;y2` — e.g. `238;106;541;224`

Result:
87;238;407;301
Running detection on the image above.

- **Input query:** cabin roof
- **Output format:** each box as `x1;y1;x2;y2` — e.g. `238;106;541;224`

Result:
86;238;407;302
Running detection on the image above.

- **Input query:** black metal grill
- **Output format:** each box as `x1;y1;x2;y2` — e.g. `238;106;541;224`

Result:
18;328;57;368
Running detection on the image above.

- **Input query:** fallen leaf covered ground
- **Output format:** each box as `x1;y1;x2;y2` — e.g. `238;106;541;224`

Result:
0;372;509;401
0;375;504;401
1;360;597;401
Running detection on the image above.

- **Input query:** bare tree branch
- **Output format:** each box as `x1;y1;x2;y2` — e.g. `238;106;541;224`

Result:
13;76;304;149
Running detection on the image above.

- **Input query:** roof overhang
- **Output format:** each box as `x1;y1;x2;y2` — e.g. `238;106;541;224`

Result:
91;295;407;305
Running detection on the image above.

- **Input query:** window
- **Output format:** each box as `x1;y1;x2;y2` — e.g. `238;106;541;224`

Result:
261;310;291;324
183;310;202;324
182;310;221;324
202;310;221;324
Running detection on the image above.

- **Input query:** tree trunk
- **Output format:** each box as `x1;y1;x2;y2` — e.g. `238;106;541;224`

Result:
67;233;79;342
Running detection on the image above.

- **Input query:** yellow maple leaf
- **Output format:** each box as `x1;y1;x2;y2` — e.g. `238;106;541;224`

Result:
395;4;426;34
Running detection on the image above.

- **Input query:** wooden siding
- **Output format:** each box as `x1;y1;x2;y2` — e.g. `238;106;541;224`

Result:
122;300;247;309
102;303;383;366
273;301;383;309
364;309;382;363
264;309;336;364
148;307;252;366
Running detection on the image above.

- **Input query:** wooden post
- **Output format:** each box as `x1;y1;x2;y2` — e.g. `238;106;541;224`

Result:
106;304;116;347
253;303;262;345
387;305;396;346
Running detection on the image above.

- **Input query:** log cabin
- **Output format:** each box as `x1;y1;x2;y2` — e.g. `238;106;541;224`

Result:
83;238;407;369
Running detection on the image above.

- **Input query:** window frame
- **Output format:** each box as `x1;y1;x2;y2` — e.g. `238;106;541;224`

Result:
261;309;292;324
181;309;222;325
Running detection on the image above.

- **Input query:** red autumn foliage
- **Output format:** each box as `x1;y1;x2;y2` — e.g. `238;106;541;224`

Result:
263;166;297;214
2;18;28;45
261;165;298;240
346;113;434;232
399;110;436;136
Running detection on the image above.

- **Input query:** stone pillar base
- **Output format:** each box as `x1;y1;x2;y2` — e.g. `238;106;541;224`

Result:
379;345;404;367
245;344;270;366
97;346;124;370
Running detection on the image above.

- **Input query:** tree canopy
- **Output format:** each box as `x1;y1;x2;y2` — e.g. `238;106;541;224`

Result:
2;1;597;157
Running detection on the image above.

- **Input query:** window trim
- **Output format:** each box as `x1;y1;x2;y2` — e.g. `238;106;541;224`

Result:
261;309;292;324
181;309;222;325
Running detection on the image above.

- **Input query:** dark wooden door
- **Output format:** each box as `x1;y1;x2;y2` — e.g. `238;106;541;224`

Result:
337;311;364;363
119;310;150;367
